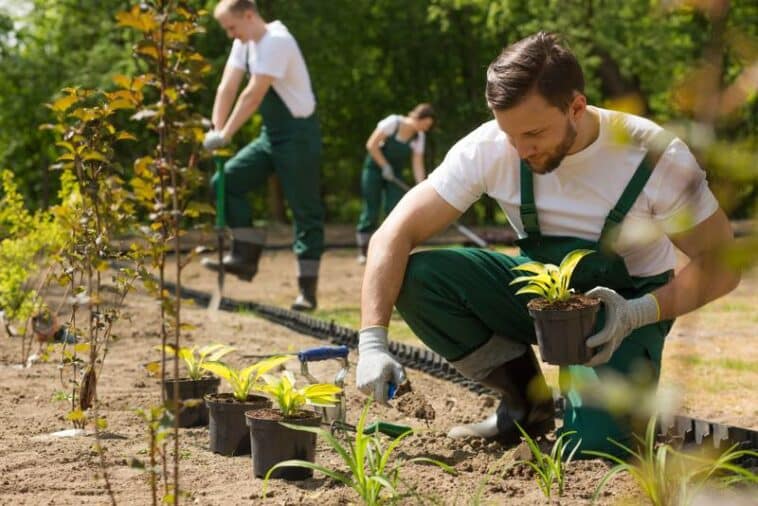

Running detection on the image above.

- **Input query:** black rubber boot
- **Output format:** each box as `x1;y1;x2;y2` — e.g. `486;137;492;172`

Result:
291;276;318;311
201;239;262;282
448;347;555;443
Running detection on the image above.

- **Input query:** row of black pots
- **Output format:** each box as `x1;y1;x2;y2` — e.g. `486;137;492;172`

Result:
162;378;319;480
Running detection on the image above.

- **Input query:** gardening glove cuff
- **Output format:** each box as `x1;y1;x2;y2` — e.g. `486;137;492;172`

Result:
203;130;228;150
356;326;406;404
380;163;395;182
584;287;660;367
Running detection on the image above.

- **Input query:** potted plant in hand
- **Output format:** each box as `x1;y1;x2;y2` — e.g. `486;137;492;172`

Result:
201;355;292;456
157;343;234;427
246;370;341;480
510;249;598;365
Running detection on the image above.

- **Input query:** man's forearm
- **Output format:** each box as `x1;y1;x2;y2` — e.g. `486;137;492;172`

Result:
653;251;741;321
360;228;414;328
211;87;236;131
220;88;264;140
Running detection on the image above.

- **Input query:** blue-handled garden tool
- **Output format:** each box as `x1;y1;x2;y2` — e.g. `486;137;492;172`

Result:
208;155;226;312
298;345;350;424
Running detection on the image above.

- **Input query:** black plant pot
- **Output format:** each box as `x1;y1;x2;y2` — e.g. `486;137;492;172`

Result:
528;296;601;365
206;393;271;456
163;376;220;428
246;408;321;480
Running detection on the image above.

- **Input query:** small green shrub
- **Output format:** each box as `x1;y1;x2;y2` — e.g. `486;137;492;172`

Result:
263;400;456;505
584;417;758;505
509;249;593;303
200;355;292;401
258;370;341;417
514;422;580;499
157;343;235;381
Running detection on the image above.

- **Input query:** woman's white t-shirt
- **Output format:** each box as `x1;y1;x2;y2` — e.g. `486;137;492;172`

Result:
376;115;425;154
427;106;719;277
227;21;315;118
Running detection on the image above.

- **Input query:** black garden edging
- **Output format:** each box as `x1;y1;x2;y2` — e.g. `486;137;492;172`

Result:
162;281;758;456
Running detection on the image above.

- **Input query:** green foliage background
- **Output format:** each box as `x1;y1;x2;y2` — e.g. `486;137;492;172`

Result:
1;0;756;223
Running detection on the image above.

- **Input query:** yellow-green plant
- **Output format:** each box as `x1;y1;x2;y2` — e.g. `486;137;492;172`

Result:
258;370;341;418
157;343;235;381
0;170;67;363
584;417;758;505
514;422;580;500
263;400;456;504
200;355;293;402
509;249;594;303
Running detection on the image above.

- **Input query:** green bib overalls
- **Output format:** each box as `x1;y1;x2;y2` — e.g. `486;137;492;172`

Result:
356;124;415;237
212;87;325;260
395;147;674;455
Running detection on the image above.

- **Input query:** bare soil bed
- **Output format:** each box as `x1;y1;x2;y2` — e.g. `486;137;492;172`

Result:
1;234;756;505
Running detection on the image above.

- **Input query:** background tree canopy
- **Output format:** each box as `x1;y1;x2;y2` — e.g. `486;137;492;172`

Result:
1;0;756;223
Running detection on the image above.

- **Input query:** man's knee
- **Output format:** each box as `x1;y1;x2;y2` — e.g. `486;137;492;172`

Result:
396;251;441;310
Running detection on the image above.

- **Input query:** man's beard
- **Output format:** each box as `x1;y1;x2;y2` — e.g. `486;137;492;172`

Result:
525;120;577;174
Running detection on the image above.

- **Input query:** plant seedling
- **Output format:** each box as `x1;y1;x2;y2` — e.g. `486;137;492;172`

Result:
156;343;235;381
509;249;594;303
513;422;580;499
510;249;598;365
258;370;341;417
263;400;456;505
584;416;758;505
201;355;293;401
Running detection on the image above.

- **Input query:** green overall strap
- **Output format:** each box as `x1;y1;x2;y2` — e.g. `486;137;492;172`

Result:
519;160;541;236
599;130;676;240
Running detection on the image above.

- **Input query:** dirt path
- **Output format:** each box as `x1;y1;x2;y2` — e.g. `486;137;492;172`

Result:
0;243;755;504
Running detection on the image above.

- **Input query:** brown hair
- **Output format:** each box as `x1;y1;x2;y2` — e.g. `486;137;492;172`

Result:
485;32;584;112
408;103;435;122
215;0;258;16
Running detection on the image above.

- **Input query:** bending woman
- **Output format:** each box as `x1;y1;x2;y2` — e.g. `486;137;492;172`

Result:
356;103;435;263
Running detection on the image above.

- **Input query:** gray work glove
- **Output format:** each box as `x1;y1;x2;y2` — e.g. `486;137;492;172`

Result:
356;326;406;404
380;163;395;182
584;287;660;367
203;130;228;150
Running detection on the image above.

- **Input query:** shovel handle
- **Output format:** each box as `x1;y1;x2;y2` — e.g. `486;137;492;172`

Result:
213;156;225;229
298;345;349;362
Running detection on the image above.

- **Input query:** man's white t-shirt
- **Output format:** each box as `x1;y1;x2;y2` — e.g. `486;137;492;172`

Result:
227;21;315;118
428;106;719;277
376;115;426;154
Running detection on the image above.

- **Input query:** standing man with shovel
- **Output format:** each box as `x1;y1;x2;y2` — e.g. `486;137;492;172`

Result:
202;0;324;311
355;32;740;454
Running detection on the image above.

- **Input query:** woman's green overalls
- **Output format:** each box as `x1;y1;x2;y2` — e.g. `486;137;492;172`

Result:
356;124;416;241
395;148;674;455
211;87;325;261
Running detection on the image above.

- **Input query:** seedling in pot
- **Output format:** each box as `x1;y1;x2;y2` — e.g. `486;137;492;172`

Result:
201;355;293;402
510;249;599;365
200;355;292;456
262;399;456;500
247;370;342;480
157;343;235;381
155;343;235;427
258;369;342;417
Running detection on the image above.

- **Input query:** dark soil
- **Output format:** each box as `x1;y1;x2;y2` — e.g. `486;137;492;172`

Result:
246;408;321;422
527;293;601;311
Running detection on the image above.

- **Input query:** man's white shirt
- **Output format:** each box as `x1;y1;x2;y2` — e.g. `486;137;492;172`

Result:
227;21;315;117
428;106;719;277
